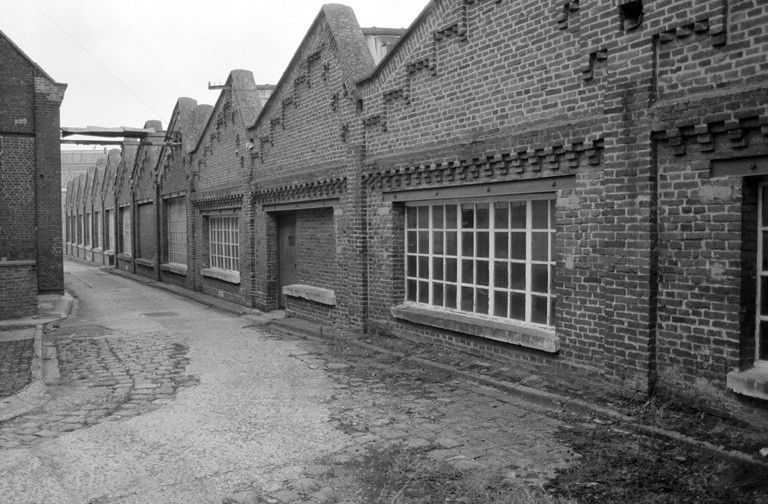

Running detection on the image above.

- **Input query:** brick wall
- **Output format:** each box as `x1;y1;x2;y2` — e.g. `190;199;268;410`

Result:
0;262;36;320
0;136;35;260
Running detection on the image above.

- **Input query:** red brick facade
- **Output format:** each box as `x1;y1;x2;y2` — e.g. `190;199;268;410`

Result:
1;29;66;319
64;1;768;418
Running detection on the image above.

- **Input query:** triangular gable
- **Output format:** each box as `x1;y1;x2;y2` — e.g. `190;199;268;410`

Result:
249;4;374;132
191;70;260;155
0;28;66;87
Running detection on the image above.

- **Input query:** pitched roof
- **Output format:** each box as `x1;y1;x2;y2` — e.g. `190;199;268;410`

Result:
0;28;66;87
248;4;375;131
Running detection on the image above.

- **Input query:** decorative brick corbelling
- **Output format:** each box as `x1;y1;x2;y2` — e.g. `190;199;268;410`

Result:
652;115;768;156
253;177;347;205
191;193;243;210
362;137;605;189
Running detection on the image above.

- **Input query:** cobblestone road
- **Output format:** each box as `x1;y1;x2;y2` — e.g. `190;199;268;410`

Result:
0;261;574;504
0;336;34;400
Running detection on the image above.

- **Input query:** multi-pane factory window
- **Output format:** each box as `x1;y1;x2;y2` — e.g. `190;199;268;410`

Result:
93;211;101;249
105;209;114;250
208;216;239;272
165;198;187;265
405;196;556;326
120;206;132;255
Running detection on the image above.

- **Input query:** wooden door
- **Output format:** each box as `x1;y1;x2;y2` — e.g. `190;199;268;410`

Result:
278;213;297;308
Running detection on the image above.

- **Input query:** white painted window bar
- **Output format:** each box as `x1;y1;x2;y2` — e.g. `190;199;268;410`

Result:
208;216;239;272
405;196;556;327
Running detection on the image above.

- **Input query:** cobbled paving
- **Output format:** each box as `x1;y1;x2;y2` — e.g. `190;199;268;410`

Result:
225;328;574;504
0;325;196;450
0;338;34;400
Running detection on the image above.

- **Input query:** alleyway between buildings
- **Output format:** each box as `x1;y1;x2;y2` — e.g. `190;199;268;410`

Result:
0;260;574;504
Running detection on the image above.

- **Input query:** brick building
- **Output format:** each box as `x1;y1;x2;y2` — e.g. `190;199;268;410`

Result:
0;29;66;319
64;1;768;419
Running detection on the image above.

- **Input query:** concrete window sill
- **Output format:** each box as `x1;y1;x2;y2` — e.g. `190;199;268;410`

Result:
104;250;115;256
283;284;336;306
391;302;559;353
117;253;132;260
135;258;154;268
727;367;768;401
93;247;103;253
161;263;188;276
202;267;240;285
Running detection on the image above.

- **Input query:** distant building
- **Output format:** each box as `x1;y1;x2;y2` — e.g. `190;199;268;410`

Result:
0;29;66;319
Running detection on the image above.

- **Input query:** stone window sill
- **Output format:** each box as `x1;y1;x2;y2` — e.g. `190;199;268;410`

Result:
104;250;115;256
727;367;768;401
93;247;103;253
117;253;132;260
202;267;240;285
391;302;559;353
161;263;188;276
135;258;154;268
283;284;336;306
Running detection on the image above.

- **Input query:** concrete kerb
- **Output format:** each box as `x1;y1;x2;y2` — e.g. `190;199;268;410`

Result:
0;325;51;424
266;318;768;471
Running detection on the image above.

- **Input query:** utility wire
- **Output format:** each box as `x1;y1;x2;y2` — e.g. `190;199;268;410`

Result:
28;0;167;124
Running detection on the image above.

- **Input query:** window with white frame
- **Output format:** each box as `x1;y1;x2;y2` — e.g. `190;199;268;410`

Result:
208;216;239;271
93;211;102;249
120;206;132;255
756;184;768;364
405;196;555;326
105;209;114;250
165;198;187;265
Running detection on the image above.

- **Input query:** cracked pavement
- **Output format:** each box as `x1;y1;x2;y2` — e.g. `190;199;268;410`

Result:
0;260;574;503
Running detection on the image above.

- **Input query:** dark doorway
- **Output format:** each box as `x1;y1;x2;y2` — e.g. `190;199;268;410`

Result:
277;213;297;308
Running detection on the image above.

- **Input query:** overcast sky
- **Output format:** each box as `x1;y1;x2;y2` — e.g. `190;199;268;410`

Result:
2;0;428;140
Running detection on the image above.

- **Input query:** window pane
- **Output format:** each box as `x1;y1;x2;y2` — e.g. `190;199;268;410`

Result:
494;261;508;289
762;276;768;315
462;232;474;256
476;289;489;314
418;256;429;279
550;200;556;229
433;257;444;280
446;205;457;228
461;286;474;311
532;264;548;293
407;256;417;277
511;233;526;260
462;260;474;284
418;281;429;303
494;202;509;228
476;204;489;228
532;200;549;229
476;260;489;286
407;280;417;301
511;202;526;228
433;283;444;306
510;263;525;290
446;258;457;282
432;205;444;229
446;284;457;309
406;207;417;228
418;206;429;228
532;295;548;324
510;293;525;320
764;232;768;270
433;231;444;254
461;204;474;228
446;232;457;255
532;232;549;261
495;232;509;258
494;290;508;318
407;231;417;253
475;232;488;258
760;321;768;360
418;231;429;253
763;187;768;227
